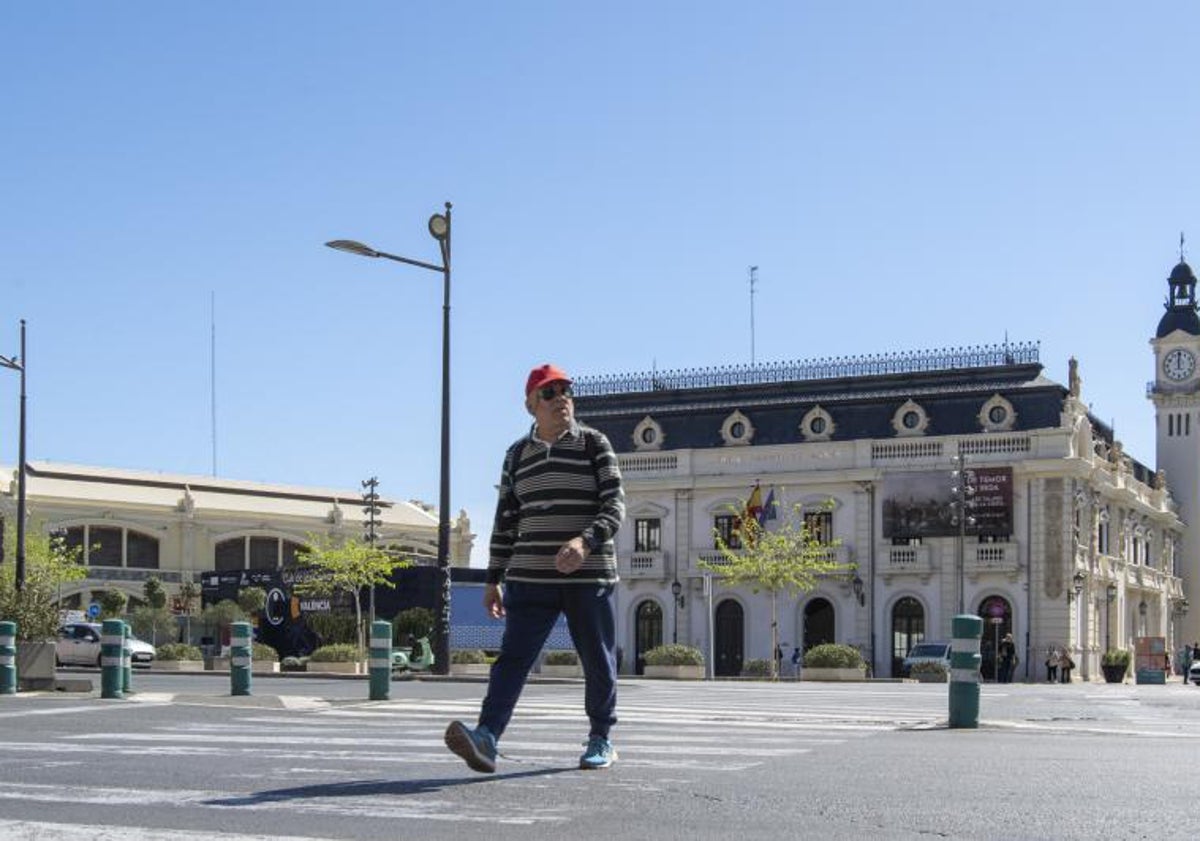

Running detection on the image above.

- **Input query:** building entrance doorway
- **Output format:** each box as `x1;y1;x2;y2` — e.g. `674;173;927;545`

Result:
891;596;925;677
714;599;744;677
634;600;663;675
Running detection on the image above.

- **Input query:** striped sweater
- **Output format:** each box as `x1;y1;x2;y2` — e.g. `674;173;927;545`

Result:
487;422;625;585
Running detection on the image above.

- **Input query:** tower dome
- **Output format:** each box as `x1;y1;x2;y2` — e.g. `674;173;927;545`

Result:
1157;259;1200;337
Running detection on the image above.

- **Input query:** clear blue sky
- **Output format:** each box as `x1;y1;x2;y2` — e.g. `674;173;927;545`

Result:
3;3;1199;564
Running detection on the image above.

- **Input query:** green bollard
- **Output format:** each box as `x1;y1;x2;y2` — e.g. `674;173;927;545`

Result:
122;623;133;695
949;613;983;729
230;621;252;696
100;619;125;699
0;621;17;695
369;620;392;701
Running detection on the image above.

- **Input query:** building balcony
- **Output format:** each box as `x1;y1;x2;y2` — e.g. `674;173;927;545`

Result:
622;552;666;580
880;545;934;583
965;542;1020;580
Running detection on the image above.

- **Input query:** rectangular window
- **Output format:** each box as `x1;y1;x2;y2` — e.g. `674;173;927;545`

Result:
714;515;741;550
249;536;279;570
1097;517;1109;555
891;536;922;546
89;526;122;567
803;511;833;545
635;518;662;552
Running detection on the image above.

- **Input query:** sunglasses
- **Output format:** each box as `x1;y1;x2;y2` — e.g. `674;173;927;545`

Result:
537;384;574;401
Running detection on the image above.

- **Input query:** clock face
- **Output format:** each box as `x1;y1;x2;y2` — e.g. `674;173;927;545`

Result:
1163;348;1196;381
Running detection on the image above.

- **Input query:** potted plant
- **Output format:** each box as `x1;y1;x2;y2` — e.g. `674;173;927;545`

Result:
642;644;705;679
1102;649;1131;683
542;649;582;677
449;648;491;676
252;641;281;674
152;643;205;671
908;660;949;683
741;658;772;679
308;643;363;674
802;643;867;681
0;524;86;691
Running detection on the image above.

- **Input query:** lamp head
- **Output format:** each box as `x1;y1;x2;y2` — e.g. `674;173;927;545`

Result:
670;580;682;597
428;213;449;242
326;240;381;258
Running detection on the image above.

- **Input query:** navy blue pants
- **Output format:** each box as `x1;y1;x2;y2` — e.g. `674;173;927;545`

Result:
479;580;617;741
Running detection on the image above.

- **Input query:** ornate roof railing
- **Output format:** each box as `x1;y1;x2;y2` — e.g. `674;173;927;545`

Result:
574;342;1040;397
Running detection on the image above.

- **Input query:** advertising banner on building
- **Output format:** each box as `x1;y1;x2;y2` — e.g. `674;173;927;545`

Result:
882;466;1013;538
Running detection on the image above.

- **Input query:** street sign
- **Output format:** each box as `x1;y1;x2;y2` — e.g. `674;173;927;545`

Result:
87;603;101;618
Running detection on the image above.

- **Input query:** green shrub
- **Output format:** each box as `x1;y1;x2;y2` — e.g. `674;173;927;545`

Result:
393;607;435;643
741;658;772;677
252;642;279;663
1102;649;1132;668
309;643;359;663
643;644;704;666
544;650;579;665
803;643;864;669
308;613;358;646
451;648;488;664
156;643;203;661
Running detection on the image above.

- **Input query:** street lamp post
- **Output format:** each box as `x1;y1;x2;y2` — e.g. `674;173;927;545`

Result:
950;449;976;614
327;204;453;675
670;579;683;644
1105;581;1118;651
0;320;27;593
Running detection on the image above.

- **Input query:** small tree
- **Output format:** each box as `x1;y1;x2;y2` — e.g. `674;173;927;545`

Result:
237;586;267;622
96;588;128;621
200;599;245;649
700;498;851;679
293;534;414;659
143;576;168;610
393;606;435;644
0;522;87;641
130;605;175;645
178;580;199;643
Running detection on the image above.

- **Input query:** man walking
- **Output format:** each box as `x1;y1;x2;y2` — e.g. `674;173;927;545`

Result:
445;363;625;773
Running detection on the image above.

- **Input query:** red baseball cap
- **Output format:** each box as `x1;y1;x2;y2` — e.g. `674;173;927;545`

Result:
526;363;572;396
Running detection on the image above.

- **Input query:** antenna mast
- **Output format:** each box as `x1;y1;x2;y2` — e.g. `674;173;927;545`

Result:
749;265;758;364
211;291;217;477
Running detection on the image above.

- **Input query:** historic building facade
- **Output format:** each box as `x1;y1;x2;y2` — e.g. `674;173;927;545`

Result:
575;263;1194;680
0;461;475;611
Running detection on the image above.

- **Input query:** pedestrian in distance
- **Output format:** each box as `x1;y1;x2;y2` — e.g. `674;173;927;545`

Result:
1044;647;1059;683
1059;650;1074;683
997;633;1017;683
445;363;626;774
791;645;803;680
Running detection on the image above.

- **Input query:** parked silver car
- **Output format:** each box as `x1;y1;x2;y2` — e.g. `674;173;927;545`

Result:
55;622;156;667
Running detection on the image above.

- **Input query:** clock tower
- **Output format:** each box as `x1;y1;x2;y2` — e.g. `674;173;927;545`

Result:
1151;256;1200;642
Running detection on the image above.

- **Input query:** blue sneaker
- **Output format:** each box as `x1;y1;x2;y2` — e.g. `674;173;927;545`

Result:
444;720;497;773
579;735;617;770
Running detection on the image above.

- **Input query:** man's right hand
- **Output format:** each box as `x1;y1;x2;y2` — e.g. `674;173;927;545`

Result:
483;583;505;619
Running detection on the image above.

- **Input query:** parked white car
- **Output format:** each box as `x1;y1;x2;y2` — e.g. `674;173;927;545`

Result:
55;623;156;667
1189;659;1200;686
901;641;953;677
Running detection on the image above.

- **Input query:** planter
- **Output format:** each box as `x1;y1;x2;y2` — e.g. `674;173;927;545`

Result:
309;660;364;675
643;664;705;680
541;664;582;678
253;662;281;674
1102;664;1128;684
450;663;492;677
18;641;57;691
801;667;868;682
210;657;230;671
912;671;948;683
152;660;205;672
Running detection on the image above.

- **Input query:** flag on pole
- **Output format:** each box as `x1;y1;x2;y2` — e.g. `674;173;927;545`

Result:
745;483;763;524
758;488;777;525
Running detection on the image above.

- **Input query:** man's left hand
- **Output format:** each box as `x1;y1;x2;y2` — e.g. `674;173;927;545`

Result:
555;537;589;574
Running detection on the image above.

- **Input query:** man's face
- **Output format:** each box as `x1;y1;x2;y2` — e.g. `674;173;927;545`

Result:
530;380;574;433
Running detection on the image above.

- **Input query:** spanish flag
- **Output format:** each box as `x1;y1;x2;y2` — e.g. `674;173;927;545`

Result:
745;483;764;524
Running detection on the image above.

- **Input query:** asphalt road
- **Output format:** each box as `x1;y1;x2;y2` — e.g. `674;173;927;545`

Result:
1;674;1198;840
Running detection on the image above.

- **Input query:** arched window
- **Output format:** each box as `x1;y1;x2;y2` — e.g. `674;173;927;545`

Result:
62;524;159;569
803;598;835;651
891;597;925;677
634;600;663;676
